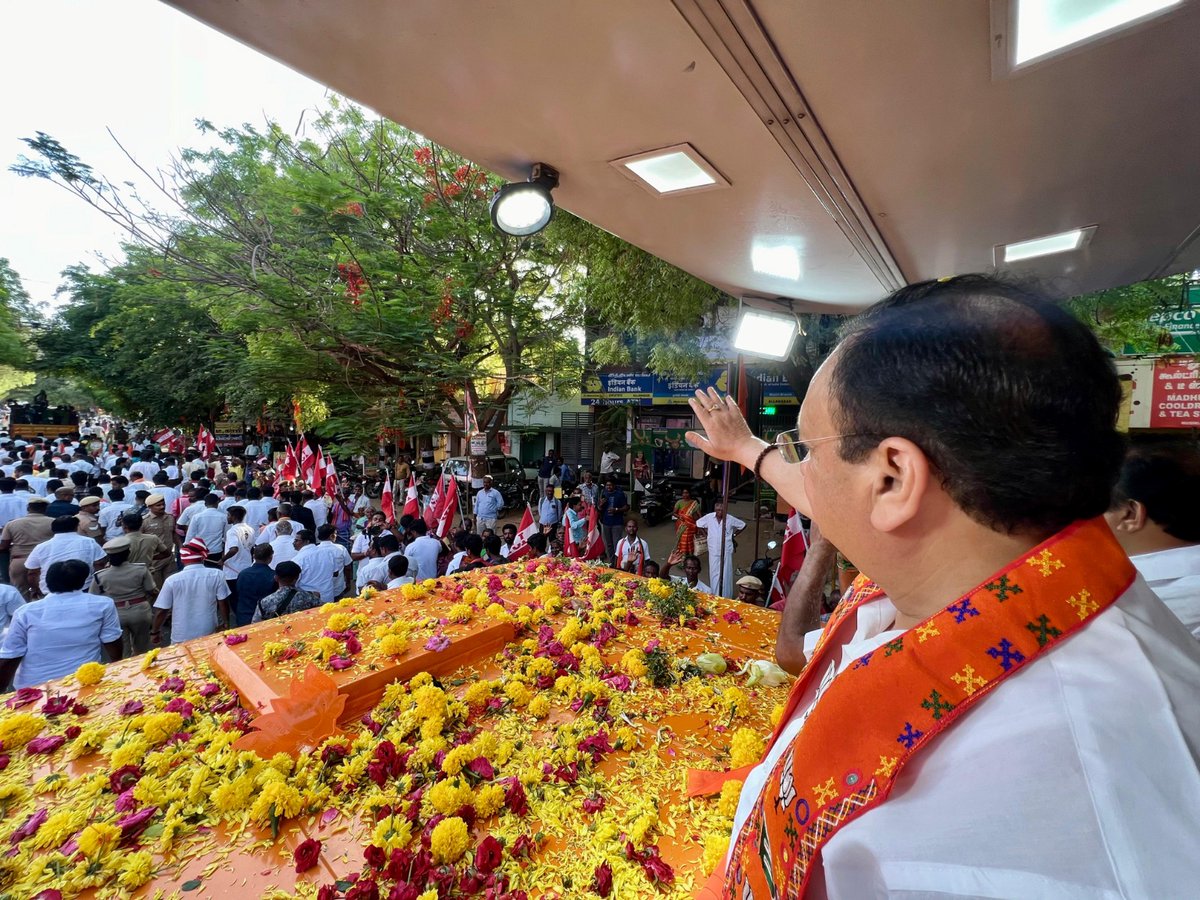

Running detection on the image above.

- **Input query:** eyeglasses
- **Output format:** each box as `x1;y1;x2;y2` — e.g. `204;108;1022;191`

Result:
773;430;877;464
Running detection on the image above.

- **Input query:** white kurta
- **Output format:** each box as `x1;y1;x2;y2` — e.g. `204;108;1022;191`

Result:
695;512;745;597
731;577;1200;898
1131;544;1200;639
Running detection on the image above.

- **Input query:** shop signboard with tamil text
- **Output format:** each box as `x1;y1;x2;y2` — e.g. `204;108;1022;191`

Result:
1149;357;1200;428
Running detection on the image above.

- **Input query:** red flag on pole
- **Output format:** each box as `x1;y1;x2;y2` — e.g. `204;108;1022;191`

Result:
434;475;459;539
380;473;394;524
507;505;538;560
768;511;809;609
423;474;444;531
323;453;339;498
297;437;316;481
196;427;216;460
152;428;172;446
563;512;579;558
402;474;419;519
309;451;326;496
280;441;299;481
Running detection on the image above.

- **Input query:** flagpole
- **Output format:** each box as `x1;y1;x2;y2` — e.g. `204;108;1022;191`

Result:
718;358;734;599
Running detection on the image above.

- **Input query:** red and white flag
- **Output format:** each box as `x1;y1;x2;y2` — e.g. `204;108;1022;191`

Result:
196;426;217;460
563;513;579;558
506;505;538;560
280;441;299;482
152;428;173;446
323;453;339;498
433;475;459;539
768;511;809;609
583;502;605;561
297;437;316;481
401;474;419;519
380;473;394;524
309;450;326;496
423;474;444;531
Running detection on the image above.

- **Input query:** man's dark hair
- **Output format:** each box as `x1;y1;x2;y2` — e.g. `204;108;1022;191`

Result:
317;523;335;541
410;519;428;536
830;275;1123;536
46;479;63;494
0;478;14;493
153;471;168;484
121;512;144;531
502;523;517;538
204;493;221;507
378;533;401;554
275;560;301;582
252;543;274;563
684;554;702;567
70;471;88;487
227;505;247;523
1112;444;1200;542
387;555;409;578
108;488;125;502
527;532;548;554
294;528;315;545
278;502;293;517
46;558;88;592
248;487;262;500
483;534;502;557
465;534;484;556
50;515;79;534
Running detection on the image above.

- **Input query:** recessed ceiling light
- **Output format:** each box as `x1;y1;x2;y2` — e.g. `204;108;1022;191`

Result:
999;225;1097;263
610;144;729;196
1013;0;1182;65
751;243;802;281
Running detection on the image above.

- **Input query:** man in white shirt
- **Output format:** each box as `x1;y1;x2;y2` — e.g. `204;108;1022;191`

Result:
662;551;712;594
25;515;108;597
689;275;1200;897
98;489;135;540
292;529;338;604
0;478;29;530
472;476;504;531
221;505;256;586
152;538;229;644
217;485;239;512
185;494;228;556
0;559;122;688
242;486;276;531
695;499;745;597
404;519;442;582
257;502;301;546
303;491;329;530
128;452;160;482
315;524;353;599
356;534;403;591
614;519;651;573
599;447;620;475
1105;443;1200;638
268;521;298;568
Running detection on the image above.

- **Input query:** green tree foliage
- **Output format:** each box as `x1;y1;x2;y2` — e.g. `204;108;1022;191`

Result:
0;258;35;370
1065;274;1186;353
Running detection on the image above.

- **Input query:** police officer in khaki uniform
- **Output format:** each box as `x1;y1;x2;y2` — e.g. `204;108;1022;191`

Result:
90;535;158;656
141;493;177;590
0;497;53;599
121;511;166;569
77;495;104;544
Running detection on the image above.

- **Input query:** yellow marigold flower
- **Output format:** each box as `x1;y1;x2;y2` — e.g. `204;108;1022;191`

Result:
212;775;255;813
621;648;648;678
77;822;121;857
326;612;353;633
139;647;161;671
418;890;438;900
420;716;446;741
717;779;744;818
110;736;150;769
31;809;86;849
525;656;554;679
117;850;155;891
262;641;288;660
430;816;470;864
426;776;474;816
515;605;533;625
371;814;413;853
527;695;551;718
463;681;493;706
485;602;511;622
474;782;506;819
250;781;304;824
462;588;481;606
722;687;748;718
594;821;619;844
729;728;766;768
141;711;183;745
379;634;407;657
0;783;30;814
629;810;658;847
312;636;341;662
74;661;105;686
613;726;638;750
553;675;575;695
703;832;730;876
0;712;44;748
504;680;531;708
770;702;786;727
441;744;475;776
445;603;473;623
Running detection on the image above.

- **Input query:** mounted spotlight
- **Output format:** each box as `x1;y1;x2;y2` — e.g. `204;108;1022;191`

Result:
733;302;799;360
490;162;559;236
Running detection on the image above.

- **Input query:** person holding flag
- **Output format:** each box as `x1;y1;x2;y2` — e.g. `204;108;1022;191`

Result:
563;495;587;551
401;473;420;520
505;504;539;560
767;509;810;611
379;472;394;525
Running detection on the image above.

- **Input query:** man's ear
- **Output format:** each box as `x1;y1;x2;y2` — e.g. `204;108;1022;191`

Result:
867;437;931;533
1110;498;1148;535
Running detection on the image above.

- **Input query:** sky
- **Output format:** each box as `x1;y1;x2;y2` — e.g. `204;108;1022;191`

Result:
0;0;335;310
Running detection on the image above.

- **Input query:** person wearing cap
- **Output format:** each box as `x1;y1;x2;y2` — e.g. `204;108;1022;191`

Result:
141;493;178;589
76;495;104;543
152;538;230;645
45;485;79;518
473;476;504;532
735;574;764;605
91;534;158;655
24;515;108;598
0;497;53;599
0;559;122;689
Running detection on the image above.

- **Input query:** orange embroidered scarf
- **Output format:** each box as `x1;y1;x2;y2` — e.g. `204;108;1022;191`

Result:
721;517;1134;899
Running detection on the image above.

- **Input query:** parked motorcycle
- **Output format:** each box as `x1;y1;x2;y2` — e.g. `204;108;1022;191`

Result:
639;480;675;526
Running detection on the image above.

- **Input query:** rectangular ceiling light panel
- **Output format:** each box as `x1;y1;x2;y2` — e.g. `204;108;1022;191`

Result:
610;143;729;196
999;225;1097;263
1014;0;1183;64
